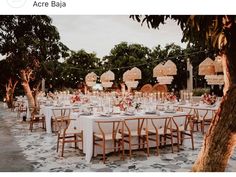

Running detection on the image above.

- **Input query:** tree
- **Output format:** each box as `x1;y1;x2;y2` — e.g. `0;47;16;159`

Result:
0;58;19;108
62;49;101;88
102;42;151;88
131;15;236;171
0;15;69;108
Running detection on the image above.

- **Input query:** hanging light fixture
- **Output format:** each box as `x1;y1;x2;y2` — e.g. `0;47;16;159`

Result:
163;60;177;75
153;63;166;77
199;57;215;75
123;67;142;89
85;72;97;87
153;61;177;85
130;67;142;80
100;70;115;88
156;76;174;85
205;75;224;85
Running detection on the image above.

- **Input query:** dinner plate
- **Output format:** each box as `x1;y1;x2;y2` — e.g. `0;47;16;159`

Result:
164;110;176;113
145;111;156;114
80;112;92;116
123;112;135;116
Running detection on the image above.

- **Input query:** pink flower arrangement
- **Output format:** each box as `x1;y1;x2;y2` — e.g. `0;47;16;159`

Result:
71;95;81;103
201;93;217;105
117;94;133;111
165;93;177;102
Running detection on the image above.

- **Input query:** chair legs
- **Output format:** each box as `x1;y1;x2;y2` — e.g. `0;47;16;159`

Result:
57;133;83;157
56;134;60;152
61;137;65;157
102;139;106;163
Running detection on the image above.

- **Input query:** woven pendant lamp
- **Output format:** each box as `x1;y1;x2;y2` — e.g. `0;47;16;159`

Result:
163;60;177;75
130;67;142;80
85;72;97;87
153;63;166;77
100;70;115;88
199;57;215;75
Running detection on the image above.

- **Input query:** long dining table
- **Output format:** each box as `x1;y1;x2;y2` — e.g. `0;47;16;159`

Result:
40;101;220;163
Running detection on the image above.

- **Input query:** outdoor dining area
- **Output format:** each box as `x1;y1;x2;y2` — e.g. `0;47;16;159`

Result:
8;58;221;166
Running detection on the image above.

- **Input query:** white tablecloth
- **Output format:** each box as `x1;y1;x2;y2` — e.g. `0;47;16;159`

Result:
41;103;218;163
40;105;73;133
78;111;188;163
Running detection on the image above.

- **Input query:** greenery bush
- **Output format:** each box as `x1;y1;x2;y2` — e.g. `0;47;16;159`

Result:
192;88;210;96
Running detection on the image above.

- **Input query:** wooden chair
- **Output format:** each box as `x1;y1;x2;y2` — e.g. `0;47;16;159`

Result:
140;84;153;94
152;84;168;93
93;119;124;163
192;108;214;134
171;115;195;150
16;101;27;119
29;106;46;132
51;108;71;133
57;118;83;157
147;117;174;155
121;118;149;158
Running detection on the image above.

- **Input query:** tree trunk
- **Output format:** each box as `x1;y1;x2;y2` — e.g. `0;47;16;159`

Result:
32;82;41;108
20;70;35;108
192;19;236;171
5;78;18;108
192;86;236;171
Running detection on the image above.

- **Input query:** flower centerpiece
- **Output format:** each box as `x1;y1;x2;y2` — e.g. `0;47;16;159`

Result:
71;95;81;103
165;92;177;102
201;93;217;105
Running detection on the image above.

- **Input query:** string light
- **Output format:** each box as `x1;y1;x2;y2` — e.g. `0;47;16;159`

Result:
65;50;210;72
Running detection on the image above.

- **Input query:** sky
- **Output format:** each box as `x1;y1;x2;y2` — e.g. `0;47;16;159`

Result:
50;15;187;58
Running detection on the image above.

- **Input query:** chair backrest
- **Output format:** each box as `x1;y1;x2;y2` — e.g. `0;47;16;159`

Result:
123;117;146;135
95;119;124;139
152;84;168;93
172;115;193;131
195;108;212;119
64;118;81;134
52;108;71;130
52;108;71;119
148;117;171;134
140;84;153;93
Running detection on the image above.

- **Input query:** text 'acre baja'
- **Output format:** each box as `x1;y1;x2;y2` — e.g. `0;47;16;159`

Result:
33;1;66;8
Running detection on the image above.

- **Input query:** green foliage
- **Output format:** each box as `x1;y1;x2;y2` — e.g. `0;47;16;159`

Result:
192;88;210;96
0;15;69;89
59;50;101;89
130;15;231;52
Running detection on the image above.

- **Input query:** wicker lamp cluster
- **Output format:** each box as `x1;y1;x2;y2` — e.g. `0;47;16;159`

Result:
123;67;142;89
100;70;115;88
153;60;177;84
199;56;224;86
85;72;97;87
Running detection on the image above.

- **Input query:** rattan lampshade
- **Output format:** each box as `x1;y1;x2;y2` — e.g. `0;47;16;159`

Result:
125;81;139;88
156;76;174;85
85;72;97;86
106;70;115;80
86;72;97;81
153;63;166;77
163;60;177;75
101;81;113;88
205;74;224;85
100;70;114;88
130;67;142;80
123;70;131;82
199;57;215;75
214;56;223;73
100;70;114;82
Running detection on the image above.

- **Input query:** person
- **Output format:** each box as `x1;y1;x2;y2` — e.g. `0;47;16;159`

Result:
48;84;54;93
